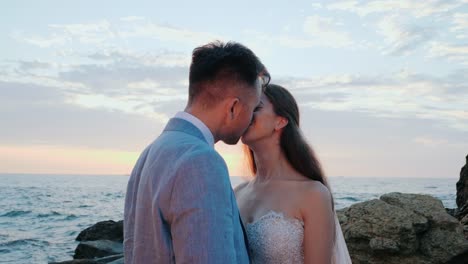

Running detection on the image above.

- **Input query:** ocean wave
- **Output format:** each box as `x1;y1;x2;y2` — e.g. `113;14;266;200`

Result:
114;192;124;198
0;238;49;247
66;230;78;236
337;197;360;202
37;211;61;218
0;210;32;217
64;214;78;220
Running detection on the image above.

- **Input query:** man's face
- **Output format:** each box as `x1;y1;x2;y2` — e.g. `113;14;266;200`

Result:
222;79;262;145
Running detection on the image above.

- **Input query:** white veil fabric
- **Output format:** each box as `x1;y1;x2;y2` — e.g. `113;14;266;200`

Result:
332;214;352;264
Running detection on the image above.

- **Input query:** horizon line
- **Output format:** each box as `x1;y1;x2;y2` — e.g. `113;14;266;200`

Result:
0;172;460;180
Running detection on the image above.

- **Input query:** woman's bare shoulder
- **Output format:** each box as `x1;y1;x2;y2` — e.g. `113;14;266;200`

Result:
296;181;333;213
299;180;330;194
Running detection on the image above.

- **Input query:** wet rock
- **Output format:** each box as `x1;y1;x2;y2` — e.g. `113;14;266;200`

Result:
73;240;123;260
339;192;468;264
76;220;123;242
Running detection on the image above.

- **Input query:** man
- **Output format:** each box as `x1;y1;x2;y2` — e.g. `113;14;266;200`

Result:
124;41;270;263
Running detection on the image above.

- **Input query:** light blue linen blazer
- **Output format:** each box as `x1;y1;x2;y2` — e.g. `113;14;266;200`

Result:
124;118;250;264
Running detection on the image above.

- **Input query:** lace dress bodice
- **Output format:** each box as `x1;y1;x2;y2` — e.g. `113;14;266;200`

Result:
246;211;304;264
245;210;352;264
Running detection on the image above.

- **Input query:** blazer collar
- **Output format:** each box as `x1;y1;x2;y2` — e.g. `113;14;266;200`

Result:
163;118;210;146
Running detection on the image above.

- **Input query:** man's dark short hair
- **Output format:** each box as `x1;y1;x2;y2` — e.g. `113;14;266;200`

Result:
188;41;268;104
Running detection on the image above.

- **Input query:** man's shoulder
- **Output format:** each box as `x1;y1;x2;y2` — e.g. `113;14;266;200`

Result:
158;128;209;149
152;131;224;169
158;132;214;156
178;146;225;171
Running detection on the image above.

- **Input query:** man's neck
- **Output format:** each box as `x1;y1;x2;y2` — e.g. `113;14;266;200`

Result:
184;106;220;143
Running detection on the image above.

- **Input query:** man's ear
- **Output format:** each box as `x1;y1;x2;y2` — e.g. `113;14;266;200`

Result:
228;97;240;120
275;116;288;131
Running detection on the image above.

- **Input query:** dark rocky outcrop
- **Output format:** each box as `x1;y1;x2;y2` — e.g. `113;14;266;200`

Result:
456;155;468;208
50;254;123;264
76;220;123;242
452;154;468;240
74;240;123;259
50;220;124;264
337;192;468;264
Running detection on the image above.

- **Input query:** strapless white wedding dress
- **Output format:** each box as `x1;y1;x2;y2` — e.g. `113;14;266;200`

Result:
246;211;352;264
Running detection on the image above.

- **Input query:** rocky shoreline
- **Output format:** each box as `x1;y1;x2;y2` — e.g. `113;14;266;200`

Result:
51;155;468;264
50;220;124;264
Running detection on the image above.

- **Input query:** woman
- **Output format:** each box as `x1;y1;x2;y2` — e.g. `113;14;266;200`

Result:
235;84;351;264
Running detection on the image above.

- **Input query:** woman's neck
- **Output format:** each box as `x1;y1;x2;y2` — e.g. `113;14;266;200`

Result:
251;141;293;182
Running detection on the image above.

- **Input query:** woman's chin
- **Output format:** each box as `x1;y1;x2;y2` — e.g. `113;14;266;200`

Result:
241;134;252;145
240;136;248;144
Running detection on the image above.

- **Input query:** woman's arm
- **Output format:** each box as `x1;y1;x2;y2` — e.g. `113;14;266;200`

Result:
302;182;335;264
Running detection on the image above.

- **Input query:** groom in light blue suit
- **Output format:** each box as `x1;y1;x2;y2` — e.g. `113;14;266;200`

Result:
124;41;269;263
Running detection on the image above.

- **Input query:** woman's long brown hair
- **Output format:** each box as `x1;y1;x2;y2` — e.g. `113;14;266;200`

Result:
244;84;335;210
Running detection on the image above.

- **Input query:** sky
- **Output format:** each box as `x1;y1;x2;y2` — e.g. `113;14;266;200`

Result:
1;0;467;178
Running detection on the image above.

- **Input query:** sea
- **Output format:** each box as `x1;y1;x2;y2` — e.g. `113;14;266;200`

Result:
0;174;458;264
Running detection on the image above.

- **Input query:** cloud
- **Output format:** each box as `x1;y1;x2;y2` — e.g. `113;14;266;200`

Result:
451;13;468;39
12;20;117;47
18;60;50;69
118;21;223;44
1;48;191;136
428;41;468;64
327;0;465;18
13;18;225;48
12;32;68;48
413;136;449;147
295;107;468;178
0;81;166;151
87;49;190;67
57;59;188;97
120;16;145;22
275;71;468;131
244;15;357;50
376;15;436;56
48;20;115;44
302;15;354;48
4;42;467;133
323;1;465;57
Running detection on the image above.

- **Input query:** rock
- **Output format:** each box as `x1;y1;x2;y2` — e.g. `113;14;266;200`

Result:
94;254;123;263
369;237;399;253
49;260;99;264
340;192;468;264
107;258;124;264
76;220;123;242
50;254;123;264
446;248;468;264
456;154;468;208
420;228;466;264
446;207;458;218
380;193;460;229
457;202;468;219
73;240;123;259
462;214;468;225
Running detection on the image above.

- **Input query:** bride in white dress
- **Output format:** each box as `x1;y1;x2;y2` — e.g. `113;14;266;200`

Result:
235;84;352;264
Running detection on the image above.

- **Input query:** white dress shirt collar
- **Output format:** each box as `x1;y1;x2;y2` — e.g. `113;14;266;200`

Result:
174;111;215;147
